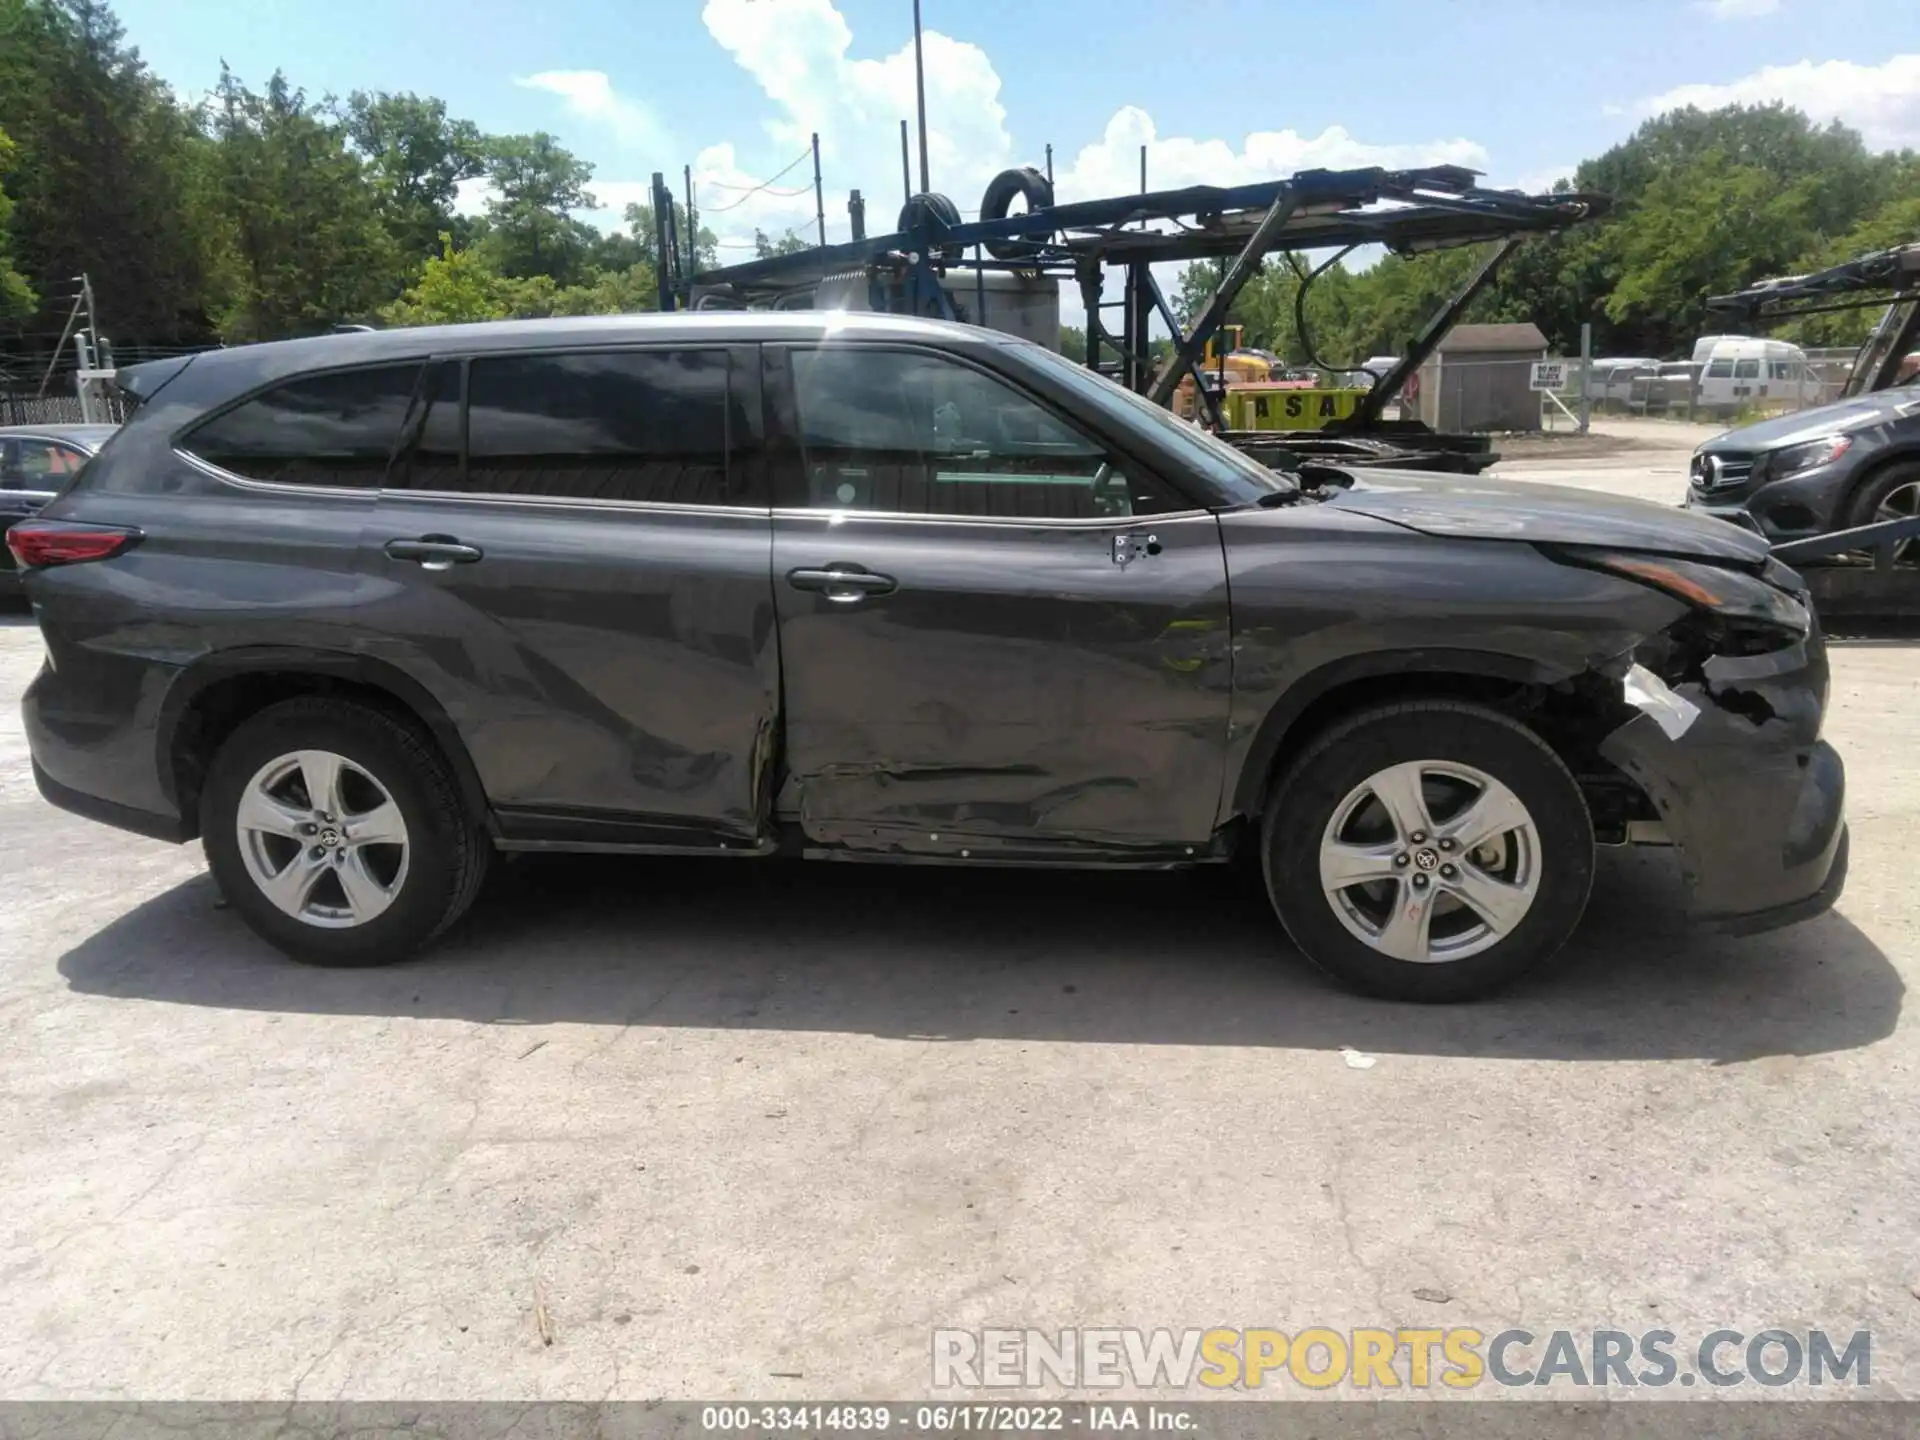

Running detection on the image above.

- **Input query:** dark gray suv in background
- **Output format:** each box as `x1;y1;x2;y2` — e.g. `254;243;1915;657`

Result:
1685;384;1920;544
9;314;1846;1000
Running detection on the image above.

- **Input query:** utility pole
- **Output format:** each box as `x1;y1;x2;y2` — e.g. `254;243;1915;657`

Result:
650;173;675;311
37;274;90;399
899;119;912;205
1579;321;1593;434
1044;143;1053;186
848;189;867;242
72;331;96;424
911;0;931;195
811;132;827;247
683;164;697;279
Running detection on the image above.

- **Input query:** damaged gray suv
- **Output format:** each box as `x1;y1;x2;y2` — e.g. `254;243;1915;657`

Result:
10;314;1846;1001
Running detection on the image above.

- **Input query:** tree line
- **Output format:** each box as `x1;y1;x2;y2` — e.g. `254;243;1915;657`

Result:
0;0;729;365
3;0;1917;374
1172;104;1920;367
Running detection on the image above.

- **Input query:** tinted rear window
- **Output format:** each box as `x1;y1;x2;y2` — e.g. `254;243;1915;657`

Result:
185;363;422;487
461;349;739;504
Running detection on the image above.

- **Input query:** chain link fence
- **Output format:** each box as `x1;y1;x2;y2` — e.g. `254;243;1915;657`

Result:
1409;349;1879;435
1581;348;1863;425
0;390;132;426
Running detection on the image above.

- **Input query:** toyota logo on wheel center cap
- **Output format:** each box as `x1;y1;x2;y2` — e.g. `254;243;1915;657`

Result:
1414;848;1440;871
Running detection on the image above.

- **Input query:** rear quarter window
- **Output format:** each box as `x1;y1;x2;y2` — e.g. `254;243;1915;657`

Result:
182;363;423;487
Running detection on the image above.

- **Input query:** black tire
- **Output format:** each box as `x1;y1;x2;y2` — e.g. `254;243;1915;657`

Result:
1842;460;1920;532
979;166;1055;260
1261;701;1594;1003
201;697;490;967
896;192;964;260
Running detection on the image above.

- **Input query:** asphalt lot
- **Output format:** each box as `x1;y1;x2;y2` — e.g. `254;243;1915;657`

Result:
1;421;1916;1402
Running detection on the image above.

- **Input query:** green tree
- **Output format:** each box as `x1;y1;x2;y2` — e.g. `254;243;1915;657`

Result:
1601;152;1814;348
623;197;717;275
479;131;596;283
384;234;660;326
0;127;34;319
1058;323;1085;362
547;261;658;317
1172;259;1228;327
0;0;210;343
382;234;513;325
203;66;396;340
341;90;485;266
753;227;811;258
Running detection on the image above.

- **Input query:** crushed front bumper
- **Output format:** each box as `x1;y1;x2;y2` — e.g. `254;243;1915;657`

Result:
1599;637;1846;932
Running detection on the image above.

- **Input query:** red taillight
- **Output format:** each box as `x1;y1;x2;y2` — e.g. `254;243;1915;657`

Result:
5;519;142;569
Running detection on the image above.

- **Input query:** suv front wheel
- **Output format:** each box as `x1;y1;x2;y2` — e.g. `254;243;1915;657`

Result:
1263;700;1595;1002
201;697;491;966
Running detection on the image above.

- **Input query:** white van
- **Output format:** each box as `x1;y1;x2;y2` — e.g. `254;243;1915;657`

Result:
1691;335;1749;364
1695;337;1823;416
1591;357;1659;408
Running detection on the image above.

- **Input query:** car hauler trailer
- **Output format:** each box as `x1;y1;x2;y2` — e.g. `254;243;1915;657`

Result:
649;164;1609;474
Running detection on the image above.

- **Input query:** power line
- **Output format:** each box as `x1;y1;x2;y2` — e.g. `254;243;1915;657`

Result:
700;146;812;193
700;147;818;213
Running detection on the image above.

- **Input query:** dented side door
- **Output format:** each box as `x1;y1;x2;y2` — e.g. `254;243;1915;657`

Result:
764;342;1234;856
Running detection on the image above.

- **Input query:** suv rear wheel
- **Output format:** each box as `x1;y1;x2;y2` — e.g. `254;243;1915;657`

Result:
201;697;490;966
1262;700;1594;1002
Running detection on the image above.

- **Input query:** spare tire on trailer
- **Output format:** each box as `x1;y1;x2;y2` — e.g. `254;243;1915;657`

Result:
897;192;964;259
978;166;1055;260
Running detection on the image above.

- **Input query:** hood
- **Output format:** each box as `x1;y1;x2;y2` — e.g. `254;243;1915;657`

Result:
1698;388;1920;451
1321;469;1771;564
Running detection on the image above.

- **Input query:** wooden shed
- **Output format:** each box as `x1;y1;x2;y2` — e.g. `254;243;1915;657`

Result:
1418;322;1549;433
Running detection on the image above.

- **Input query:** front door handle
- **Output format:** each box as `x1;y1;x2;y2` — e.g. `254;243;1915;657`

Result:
386;535;483;571
786;565;897;603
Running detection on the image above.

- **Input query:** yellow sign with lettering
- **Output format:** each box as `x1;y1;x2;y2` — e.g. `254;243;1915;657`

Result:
1225;387;1368;431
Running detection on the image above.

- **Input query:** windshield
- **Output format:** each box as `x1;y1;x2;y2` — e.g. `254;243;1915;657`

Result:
1025;345;1294;503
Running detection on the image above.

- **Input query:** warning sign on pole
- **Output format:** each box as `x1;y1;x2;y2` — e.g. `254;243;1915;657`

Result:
1530;360;1569;391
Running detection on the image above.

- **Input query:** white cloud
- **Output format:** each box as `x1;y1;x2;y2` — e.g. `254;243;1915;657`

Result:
453;175;494;218
1698;0;1781;16
1507;163;1578;195
516;70;671;154
685;0;1015;250
1052;108;1487;203
1635;55;1920;151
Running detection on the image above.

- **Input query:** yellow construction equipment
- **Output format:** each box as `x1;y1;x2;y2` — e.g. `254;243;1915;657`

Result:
1174;325;1276;418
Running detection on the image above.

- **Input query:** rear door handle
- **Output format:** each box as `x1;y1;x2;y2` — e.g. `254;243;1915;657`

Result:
786;565;897;603
386;535;483;571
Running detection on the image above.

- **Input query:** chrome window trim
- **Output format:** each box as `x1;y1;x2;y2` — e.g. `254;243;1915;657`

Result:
768;505;1210;530
177;450;1197;527
177;449;771;518
383;486;771;519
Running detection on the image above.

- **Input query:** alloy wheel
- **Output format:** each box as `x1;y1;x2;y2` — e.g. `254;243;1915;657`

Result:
234;749;410;929
1317;760;1541;964
1872;480;1920;565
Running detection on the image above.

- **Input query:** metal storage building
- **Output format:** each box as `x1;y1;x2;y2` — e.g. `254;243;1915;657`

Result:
1419;322;1549;433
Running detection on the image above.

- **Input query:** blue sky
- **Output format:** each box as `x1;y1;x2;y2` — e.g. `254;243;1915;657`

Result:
114;0;1920;261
